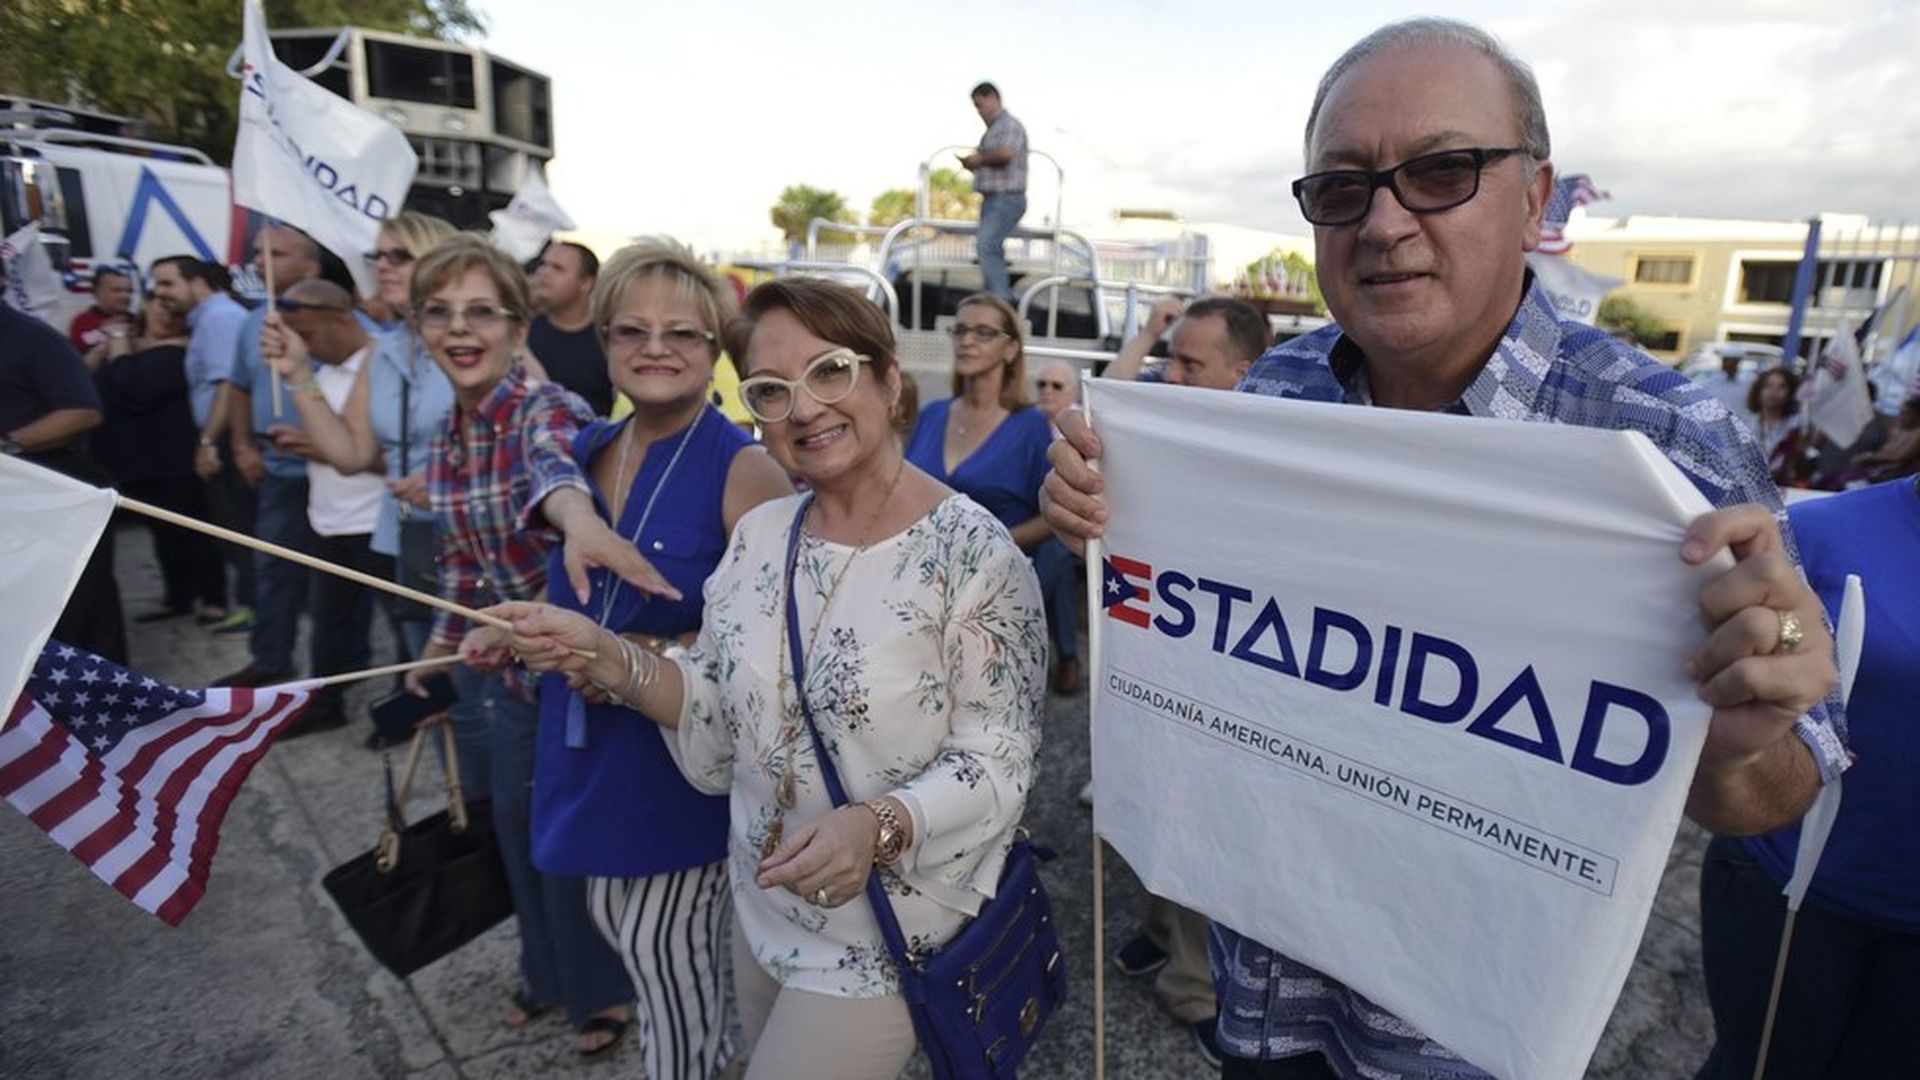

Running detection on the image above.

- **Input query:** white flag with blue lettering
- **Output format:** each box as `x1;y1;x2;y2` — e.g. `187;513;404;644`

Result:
232;0;417;297
1086;379;1727;1080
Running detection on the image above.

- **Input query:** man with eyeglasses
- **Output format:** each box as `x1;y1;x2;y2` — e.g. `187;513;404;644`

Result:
257;279;389;736
528;240;613;416
1044;18;1846;1079
219;224;378;691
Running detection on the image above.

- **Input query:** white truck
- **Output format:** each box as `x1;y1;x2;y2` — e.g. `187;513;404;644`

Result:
2;98;255;328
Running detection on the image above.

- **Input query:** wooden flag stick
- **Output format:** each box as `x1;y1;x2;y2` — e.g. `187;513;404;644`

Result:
1093;830;1108;1080
270;653;461;692
115;495;511;632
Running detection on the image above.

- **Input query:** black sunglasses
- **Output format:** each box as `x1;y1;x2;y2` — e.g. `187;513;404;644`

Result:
1291;146;1526;227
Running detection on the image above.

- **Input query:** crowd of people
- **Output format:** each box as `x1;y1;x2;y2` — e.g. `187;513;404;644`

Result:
1699;347;1920;490
2;13;1913;1080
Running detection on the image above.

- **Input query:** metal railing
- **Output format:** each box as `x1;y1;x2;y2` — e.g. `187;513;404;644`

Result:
730;258;900;319
24;128;217;166
803;218;891;261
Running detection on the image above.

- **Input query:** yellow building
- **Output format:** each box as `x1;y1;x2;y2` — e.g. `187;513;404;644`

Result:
1564;213;1920;362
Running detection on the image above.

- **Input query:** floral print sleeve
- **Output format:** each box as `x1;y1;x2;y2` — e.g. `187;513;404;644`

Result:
889;506;1046;898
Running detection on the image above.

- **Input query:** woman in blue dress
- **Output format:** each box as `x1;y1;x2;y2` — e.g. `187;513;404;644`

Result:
904;292;1080;694
532;238;793;1076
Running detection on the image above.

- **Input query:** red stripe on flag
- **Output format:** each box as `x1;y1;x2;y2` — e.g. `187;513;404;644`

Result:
0;714;70;797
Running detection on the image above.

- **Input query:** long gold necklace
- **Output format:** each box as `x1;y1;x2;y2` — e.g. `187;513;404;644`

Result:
761;454;909;860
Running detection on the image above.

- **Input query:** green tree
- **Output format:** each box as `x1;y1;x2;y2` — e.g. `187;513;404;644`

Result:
770;183;854;245
1596;295;1666;347
0;0;485;162
867;168;979;227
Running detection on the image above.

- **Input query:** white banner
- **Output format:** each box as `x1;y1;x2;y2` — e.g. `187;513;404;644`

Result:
489;171;577;263
1527;252;1621;326
1;224;71;328
1086;379;1728;1080
1804;326;1875;449
233;0;417;297
0;456;116;717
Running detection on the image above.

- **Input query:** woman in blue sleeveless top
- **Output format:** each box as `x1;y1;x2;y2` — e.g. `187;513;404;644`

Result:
904;292;1077;694
532;238;792;1077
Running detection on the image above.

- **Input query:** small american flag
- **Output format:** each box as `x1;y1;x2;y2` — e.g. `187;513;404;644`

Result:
1537;173;1608;256
1;642;309;925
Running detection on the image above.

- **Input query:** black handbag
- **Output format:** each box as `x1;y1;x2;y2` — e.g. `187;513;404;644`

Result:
321;724;514;977
391;368;438;625
782;501;1068;1079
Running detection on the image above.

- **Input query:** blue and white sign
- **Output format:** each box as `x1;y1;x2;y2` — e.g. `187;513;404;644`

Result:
233;0;416;296
1085;378;1730;1080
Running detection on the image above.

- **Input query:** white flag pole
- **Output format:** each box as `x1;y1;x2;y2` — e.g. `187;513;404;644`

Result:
1752;573;1863;1080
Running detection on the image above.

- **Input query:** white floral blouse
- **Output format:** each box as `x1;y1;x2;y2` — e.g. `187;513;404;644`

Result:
665;493;1047;998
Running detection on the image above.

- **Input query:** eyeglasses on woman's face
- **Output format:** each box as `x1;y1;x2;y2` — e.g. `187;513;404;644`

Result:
604;322;716;354
416;301;518;333
364;247;415;267
948;323;1011;343
738;348;870;424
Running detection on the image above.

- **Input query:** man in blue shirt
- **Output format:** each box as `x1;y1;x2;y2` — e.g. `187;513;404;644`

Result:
1043;17;1848;1079
151;256;257;628
217;223;327;694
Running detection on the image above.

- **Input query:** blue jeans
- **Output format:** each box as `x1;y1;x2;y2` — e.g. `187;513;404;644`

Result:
1032;538;1080;662
977;191;1027;301
479;675;634;1025
249;472;313;673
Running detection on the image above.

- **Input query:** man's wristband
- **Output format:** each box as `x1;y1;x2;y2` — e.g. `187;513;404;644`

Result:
197;436;217;449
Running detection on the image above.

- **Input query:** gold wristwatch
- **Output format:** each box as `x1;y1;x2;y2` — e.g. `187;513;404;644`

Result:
864;797;906;866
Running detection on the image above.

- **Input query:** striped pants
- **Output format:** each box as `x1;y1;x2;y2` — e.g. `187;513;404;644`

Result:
588;861;734;1080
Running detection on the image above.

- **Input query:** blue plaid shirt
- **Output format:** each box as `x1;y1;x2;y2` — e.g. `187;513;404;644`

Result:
1214;275;1851;1077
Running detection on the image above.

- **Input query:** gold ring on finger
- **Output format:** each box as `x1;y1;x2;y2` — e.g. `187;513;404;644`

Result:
1774;610;1804;654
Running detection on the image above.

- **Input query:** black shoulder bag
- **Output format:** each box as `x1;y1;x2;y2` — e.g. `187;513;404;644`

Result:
781;501;1067;1079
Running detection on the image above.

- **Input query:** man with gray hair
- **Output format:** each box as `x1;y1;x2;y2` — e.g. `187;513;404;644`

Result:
1044;18;1847;1078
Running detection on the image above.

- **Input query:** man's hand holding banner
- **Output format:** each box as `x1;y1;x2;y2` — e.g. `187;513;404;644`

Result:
1085;379;1735;1079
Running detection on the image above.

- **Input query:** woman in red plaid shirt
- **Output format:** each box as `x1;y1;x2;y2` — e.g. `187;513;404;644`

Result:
402;234;676;1057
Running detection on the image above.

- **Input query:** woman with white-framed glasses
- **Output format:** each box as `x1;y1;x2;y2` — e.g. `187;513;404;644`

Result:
490;277;1046;1080
904;293;1079;695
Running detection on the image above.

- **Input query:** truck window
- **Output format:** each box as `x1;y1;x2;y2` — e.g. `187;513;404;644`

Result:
57;167;92;258
366;41;477;109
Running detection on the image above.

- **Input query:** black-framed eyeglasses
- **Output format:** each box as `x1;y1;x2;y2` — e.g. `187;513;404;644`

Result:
1036;379;1071;391
364;247;414;267
948;324;1011;343
416;302;519;332
1290;146;1526;227
604;323;716;354
737;348;869;424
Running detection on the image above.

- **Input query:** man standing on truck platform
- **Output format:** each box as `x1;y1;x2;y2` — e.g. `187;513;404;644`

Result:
959;81;1029;304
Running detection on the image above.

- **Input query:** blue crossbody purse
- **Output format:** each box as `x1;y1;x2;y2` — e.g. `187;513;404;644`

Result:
782;500;1068;1078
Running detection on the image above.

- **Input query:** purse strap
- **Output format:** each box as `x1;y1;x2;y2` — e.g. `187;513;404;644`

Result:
781;499;923;975
375;722;470;872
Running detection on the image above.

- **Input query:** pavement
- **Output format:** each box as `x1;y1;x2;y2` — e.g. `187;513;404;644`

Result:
0;524;1718;1079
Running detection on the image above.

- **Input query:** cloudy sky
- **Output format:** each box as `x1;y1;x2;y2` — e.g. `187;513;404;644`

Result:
475;0;1920;252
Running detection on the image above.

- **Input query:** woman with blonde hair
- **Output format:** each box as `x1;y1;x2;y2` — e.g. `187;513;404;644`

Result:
527;237;792;1077
491;278;1047;1079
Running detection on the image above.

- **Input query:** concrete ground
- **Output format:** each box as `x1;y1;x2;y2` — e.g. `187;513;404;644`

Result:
0;524;1718;1078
